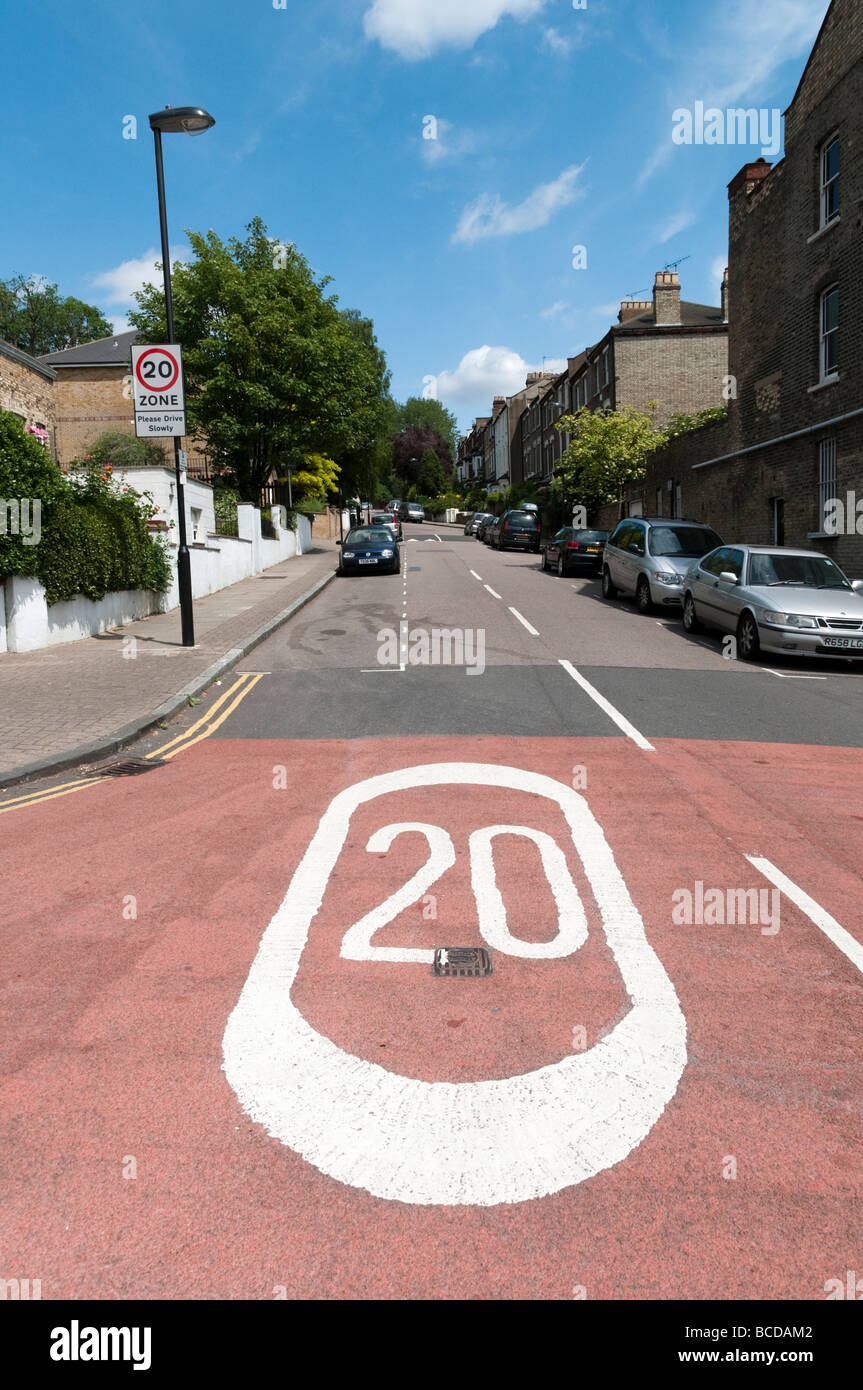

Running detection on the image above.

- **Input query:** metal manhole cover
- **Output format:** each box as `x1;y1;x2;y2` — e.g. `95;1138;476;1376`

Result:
94;758;167;777
431;947;492;978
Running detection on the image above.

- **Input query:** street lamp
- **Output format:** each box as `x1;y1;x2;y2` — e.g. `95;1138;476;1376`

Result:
147;105;216;647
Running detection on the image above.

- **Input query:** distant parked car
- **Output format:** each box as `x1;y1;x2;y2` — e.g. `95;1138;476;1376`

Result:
490;508;541;553
465;511;493;536
682;545;863;661
337;526;401;576
542;527;608;577
602;516;723;612
371;511;403;540
398;501;425;524
476;515;496;541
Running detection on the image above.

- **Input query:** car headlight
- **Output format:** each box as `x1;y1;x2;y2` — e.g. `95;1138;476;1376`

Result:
380;549;394;558
757;609;818;628
653;571;683;585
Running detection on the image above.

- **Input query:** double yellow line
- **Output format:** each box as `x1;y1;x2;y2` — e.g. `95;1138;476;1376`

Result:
0;672;264;816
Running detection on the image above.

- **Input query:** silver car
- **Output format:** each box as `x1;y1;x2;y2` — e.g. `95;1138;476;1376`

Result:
682;545;863;660
602;517;723;612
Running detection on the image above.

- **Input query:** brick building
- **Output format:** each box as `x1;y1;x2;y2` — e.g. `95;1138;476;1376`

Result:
0;339;57;456
602;0;863;574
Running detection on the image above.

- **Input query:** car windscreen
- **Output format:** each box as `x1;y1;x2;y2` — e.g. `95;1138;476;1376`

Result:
573;530;607;542
747;552;851;589
345;529;392;545
506;511;539;525
649;526;722;557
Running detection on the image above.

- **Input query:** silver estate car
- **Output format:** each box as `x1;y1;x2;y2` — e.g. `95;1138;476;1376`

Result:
682;545;863;660
602;517;723;612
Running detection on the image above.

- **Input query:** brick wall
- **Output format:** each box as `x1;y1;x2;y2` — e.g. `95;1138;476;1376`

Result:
0;346;57;456
53;365;191;468
614;331;729;427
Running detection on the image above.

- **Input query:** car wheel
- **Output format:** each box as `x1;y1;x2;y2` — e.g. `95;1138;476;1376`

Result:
736;611;761;661
557;555;566;578
541;549;548;571
682;592;701;632
601;566;617;599
636;577;653;614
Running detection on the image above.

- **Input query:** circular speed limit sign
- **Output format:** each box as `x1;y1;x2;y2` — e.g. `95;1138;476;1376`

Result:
134;346;180;393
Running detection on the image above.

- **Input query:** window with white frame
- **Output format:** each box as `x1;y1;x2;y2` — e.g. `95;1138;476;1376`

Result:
820;284;839;380
819;438;837;531
820;135;840;227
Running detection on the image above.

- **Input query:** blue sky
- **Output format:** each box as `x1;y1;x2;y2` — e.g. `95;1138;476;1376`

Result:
1;0;829;429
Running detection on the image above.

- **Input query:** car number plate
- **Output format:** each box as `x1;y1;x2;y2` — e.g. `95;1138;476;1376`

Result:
823;636;863;649
359;558;377;565
587;546;599;553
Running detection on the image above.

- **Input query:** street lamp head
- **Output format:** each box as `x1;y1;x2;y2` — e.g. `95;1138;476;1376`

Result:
149;106;215;136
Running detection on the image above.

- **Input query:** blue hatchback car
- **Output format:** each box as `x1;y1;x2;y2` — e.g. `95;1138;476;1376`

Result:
337;526;401;576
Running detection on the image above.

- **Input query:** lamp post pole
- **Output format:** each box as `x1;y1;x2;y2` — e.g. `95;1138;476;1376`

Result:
147;106;215;647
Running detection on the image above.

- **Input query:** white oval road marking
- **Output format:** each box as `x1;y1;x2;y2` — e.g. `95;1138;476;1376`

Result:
222;763;687;1206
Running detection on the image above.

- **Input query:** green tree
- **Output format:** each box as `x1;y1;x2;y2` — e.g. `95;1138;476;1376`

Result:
83;430;168;470
0;275;114;357
396;396;459;464
556;403;666;517
418;448;446;497
128;218;390;502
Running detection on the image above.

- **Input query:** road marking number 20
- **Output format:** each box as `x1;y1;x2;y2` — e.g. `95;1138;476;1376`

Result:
223;763;688;1207
340;822;587;962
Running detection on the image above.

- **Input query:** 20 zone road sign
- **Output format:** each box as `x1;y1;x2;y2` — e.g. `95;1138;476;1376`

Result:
131;344;186;438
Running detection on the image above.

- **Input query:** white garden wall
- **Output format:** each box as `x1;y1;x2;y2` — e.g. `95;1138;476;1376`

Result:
0;506;316;653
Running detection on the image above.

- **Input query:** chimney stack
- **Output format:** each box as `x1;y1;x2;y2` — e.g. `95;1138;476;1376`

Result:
727;158;772;202
618;300;651;323
653;271;681;326
721;267;729;323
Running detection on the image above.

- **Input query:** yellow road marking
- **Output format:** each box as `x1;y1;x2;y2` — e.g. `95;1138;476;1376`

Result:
160;674;264;759
0;777;106;815
147;673;256;756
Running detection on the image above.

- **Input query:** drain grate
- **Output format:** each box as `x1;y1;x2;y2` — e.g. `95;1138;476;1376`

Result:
432;947;492;978
94;757;167;778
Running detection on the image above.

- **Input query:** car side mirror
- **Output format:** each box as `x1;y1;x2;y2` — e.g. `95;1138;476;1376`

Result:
719;571;739;584
336;539;342;545
851;578;863;593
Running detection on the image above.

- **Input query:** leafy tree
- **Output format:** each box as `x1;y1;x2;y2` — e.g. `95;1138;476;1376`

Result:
0;275;114;356
556;404;666;517
128;218;391;502
392;425;453;485
418;448;446;497
396;397;459;464
83;430;168;470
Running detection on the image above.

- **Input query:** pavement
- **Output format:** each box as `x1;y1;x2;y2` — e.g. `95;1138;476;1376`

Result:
1;524;861;1301
0;542;338;788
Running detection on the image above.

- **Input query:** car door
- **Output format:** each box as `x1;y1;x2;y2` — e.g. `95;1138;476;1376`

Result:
606;523;632;588
548;527;569;566
711;548;746;630
620;522;645;593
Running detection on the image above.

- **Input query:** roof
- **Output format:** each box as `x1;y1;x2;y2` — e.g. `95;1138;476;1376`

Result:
40;329;138;367
0;338;56;380
613;301;724;331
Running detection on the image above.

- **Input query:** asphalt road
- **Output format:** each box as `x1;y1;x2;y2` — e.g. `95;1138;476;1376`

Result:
1;523;861;1300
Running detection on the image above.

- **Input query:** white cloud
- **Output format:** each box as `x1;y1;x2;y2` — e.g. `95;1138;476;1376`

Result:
109;314;130;334
453;163;586;245
655;210;696;245
90;246;187;306
364;0;547;60
436;346;567;404
419;118;478;166
541;27;571;56
540;301;568;319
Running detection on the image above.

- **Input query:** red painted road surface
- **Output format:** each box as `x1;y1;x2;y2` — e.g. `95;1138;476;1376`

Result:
1;735;861;1299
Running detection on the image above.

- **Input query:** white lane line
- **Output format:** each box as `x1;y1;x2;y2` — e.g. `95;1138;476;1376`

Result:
559;660;655;752
509;607;540;637
764;669;827;680
746;856;863;976
470;570;484;582
484;585;502;600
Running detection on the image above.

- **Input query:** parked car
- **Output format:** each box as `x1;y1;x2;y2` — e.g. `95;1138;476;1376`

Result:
482;516;502;545
464;511;489;535
542;527;608;577
337;526;401;576
682;545;863;661
371;511;403;540
398;501;425;524
476;515;496;541
490;508;541;553
602;517;723;612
